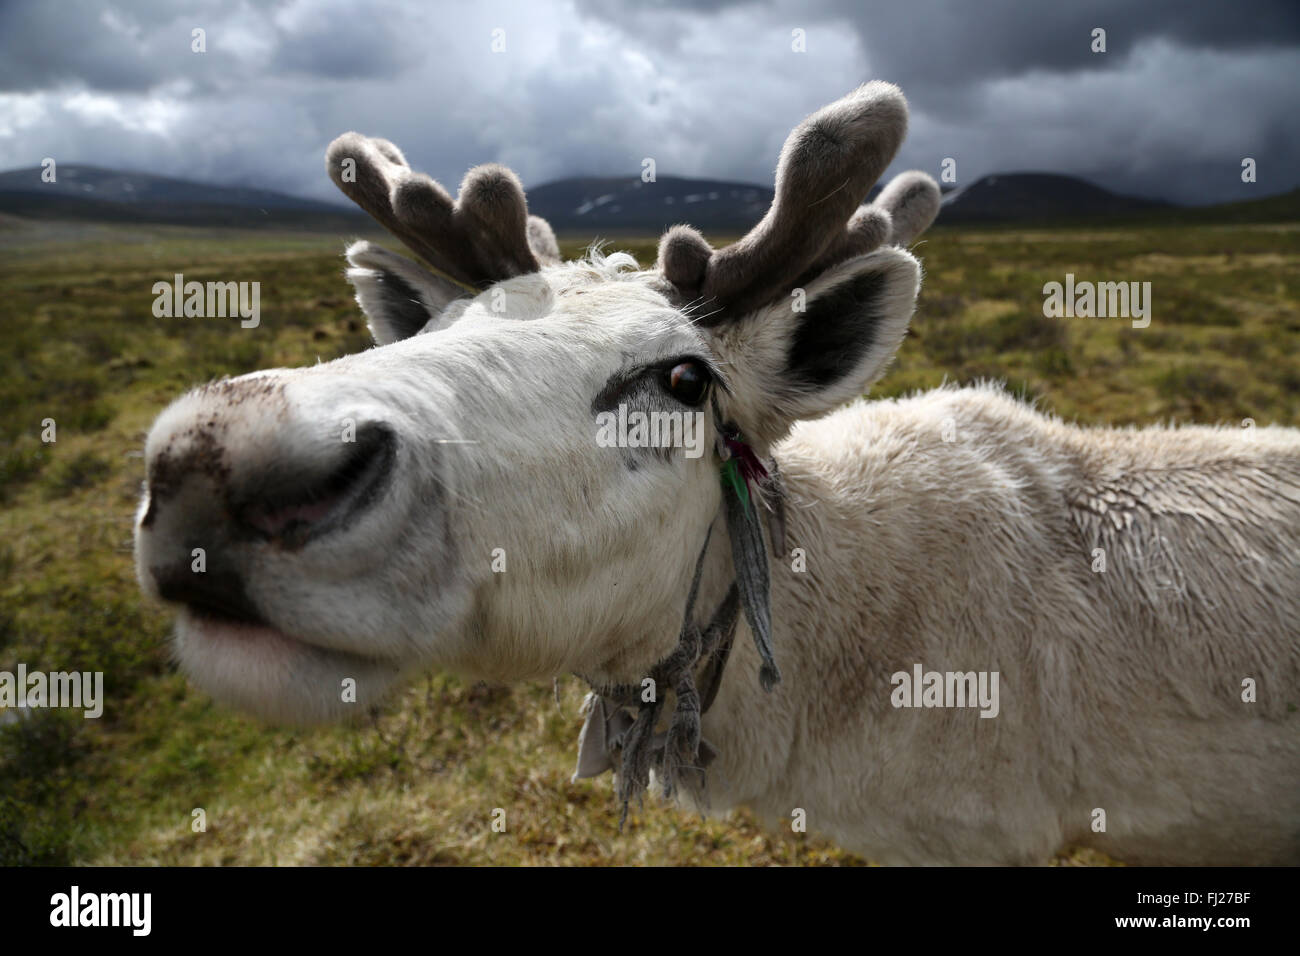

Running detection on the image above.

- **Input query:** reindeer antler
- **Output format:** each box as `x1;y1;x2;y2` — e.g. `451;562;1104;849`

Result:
657;82;940;322
326;132;560;291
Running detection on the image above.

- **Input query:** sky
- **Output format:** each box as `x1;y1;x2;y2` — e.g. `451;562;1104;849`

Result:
0;0;1297;206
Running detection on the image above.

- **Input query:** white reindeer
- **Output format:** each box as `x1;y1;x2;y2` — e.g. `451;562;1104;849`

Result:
134;83;1300;865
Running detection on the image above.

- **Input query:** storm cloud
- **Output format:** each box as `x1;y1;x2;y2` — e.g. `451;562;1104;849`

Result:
0;0;1295;205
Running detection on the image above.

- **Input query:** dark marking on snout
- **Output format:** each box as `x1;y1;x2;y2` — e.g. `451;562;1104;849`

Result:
152;561;268;627
147;378;290;505
148;423;229;506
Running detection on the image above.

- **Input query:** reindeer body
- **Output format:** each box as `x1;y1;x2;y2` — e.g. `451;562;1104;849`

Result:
692;384;1300;864
133;82;1300;864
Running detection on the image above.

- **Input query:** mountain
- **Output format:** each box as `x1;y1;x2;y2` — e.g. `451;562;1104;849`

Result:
524;175;774;235
523;171;1182;233
937;172;1171;223
0;164;351;211
1152;185;1300;225
0;164;369;230
1;163;1294;236
0;164;776;235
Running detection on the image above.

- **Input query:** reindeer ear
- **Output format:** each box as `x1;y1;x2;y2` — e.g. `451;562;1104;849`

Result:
344;240;467;345
776;247;920;419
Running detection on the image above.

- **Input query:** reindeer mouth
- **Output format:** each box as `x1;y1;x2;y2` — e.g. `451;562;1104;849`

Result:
174;607;404;723
179;607;377;663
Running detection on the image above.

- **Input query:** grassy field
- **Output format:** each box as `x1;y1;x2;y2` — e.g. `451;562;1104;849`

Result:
1;216;1296;865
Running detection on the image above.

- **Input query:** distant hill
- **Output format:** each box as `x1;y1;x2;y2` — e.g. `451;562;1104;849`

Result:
0;164;350;211
1151;185;1300;225
506;171;1295;234
0;164;369;231
525;175;774;235
0;163;1294;236
936;172;1171;224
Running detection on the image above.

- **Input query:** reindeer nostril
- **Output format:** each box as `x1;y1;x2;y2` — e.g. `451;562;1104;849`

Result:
237;423;396;546
243;495;341;539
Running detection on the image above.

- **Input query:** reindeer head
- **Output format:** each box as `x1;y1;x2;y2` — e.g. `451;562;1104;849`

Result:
134;82;939;724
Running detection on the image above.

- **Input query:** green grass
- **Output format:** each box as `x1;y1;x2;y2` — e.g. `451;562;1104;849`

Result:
1;216;1296;866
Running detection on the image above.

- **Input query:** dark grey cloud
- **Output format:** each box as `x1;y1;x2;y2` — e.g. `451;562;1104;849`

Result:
0;0;428;92
0;0;1296;208
269;1;428;80
834;0;1299;93
0;0;179;92
581;0;1300;86
574;0;1300;203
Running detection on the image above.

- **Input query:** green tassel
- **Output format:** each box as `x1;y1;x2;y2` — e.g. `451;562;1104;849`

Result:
721;458;750;515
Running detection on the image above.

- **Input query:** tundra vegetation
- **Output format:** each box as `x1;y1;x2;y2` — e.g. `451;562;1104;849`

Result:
1;215;1297;865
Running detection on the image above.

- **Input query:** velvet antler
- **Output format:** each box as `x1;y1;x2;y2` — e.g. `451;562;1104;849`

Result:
656;82;940;322
325;132;560;291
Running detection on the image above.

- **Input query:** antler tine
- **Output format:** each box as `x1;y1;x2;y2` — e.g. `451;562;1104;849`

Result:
327;133;552;289
658;81;911;322
804;203;894;277
804;170;941;276
327;132;469;285
872;170;942;247
527;214;561;265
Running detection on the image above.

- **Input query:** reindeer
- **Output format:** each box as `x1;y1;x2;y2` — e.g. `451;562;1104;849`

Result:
134;83;1300;865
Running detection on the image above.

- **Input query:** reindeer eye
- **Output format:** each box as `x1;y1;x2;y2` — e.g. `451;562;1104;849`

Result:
664;361;711;407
